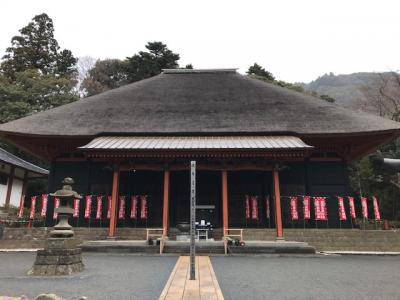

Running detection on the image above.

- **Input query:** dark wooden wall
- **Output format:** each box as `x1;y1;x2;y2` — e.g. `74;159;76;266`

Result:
46;160;351;229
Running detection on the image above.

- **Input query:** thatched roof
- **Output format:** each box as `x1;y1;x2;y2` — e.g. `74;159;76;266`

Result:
0;69;399;137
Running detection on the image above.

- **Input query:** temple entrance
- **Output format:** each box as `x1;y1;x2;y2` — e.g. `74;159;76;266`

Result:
84;167;276;231
169;171;222;228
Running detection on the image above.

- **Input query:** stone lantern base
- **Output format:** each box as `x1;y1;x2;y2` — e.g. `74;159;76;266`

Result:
28;237;84;276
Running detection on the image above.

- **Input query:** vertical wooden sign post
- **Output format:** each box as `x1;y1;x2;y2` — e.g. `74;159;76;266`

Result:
190;161;196;280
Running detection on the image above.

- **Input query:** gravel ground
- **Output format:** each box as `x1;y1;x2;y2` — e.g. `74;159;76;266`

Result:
2;253;400;300
0;252;177;300
211;255;400;300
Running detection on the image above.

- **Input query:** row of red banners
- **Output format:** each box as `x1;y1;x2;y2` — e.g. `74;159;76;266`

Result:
19;195;149;221
245;195;381;221
245;195;270;221
289;196;380;221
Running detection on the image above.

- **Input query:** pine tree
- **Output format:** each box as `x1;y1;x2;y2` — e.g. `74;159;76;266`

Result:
1;13;76;78
247;63;275;81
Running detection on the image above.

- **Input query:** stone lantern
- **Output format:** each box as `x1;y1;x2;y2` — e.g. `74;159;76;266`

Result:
49;177;81;238
29;177;84;276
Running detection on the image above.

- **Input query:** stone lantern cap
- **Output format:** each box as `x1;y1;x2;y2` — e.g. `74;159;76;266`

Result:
50;177;82;199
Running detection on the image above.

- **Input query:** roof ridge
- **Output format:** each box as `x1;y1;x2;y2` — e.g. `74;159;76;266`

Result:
162;68;237;74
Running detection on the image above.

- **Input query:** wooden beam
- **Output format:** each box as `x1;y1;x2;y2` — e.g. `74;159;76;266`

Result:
5;166;15;209
273;167;284;240
85;149;311;160
222;170;229;232
309;157;343;162
162;170;170;236
55;157;87;162
108;164;120;238
119;162;275;172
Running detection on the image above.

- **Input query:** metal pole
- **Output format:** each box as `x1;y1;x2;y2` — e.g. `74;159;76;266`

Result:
190;161;196;280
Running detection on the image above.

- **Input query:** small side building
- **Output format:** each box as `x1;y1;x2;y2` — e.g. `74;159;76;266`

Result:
0;147;48;208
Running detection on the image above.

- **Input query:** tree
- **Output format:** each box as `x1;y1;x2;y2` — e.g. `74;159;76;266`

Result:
81;41;181;96
81;59;128;96
0;13;78;122
359;72;400;120
247;63;275;81
75;56;97;96
1;13;77;78
319;94;335;103
126;41;180;82
0;69;78;123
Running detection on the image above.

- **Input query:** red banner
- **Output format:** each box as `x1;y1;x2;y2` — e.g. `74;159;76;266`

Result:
18;194;25;219
361;197;368;219
348;197;356;219
73;199;80;218
53;197;60;220
265;196;270;219
303;196;311;220
251;196;259;221
118;196;126;219
84;195;92;219
30;196;37;220
314;197;327;221
40;194;48;218
107;196;112;219
130;195;138;219
338;197;347;221
372;196;381;220
96;196;103;220
290;196;299;221
140;195;148;220
245;195;250;220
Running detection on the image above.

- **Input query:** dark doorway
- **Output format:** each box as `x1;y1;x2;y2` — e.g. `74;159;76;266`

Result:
119;170;163;227
228;171;274;228
170;171;222;228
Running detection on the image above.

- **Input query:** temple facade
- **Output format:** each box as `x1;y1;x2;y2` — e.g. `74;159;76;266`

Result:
1;69;399;239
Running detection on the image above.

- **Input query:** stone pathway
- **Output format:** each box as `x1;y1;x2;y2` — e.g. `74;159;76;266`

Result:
159;256;224;300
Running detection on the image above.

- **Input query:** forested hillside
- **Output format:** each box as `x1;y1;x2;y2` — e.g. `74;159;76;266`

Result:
302;72;400;118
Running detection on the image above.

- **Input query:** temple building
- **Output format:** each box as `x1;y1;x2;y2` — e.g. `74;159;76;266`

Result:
0;69;399;240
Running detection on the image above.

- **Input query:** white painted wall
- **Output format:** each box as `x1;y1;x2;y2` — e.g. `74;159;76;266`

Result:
0;182;7;205
0;166;24;208
9;178;23;207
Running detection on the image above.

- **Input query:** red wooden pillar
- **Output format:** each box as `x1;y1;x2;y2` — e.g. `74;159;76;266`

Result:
222;170;229;233
162;170;170;236
108;164;120;238
18;171;29;227
5;166;15;210
273;167;284;240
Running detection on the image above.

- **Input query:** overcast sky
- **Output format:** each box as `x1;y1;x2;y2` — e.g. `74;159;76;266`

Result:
1;0;400;83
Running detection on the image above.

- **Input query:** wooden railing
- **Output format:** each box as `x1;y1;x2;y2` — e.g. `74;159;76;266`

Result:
223;228;244;255
145;228;165;254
